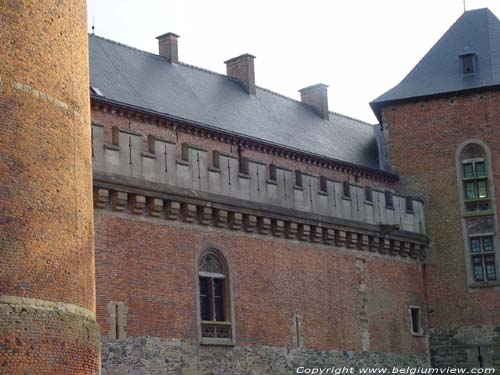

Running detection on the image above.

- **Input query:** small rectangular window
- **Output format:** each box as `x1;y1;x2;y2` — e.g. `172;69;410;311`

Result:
461;53;476;74
410;307;422;335
463;163;474;178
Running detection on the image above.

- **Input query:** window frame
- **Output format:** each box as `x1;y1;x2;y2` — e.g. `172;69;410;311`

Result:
196;249;235;346
456;140;500;288
469;235;497;282
409;306;424;337
461;158;489;203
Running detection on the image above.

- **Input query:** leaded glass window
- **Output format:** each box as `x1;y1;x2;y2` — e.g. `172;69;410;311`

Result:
469;236;497;282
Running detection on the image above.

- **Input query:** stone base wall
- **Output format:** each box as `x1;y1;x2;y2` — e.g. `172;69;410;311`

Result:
429;325;500;369
101;337;428;375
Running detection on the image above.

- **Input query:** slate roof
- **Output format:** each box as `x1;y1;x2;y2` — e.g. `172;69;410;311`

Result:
371;8;500;120
88;34;381;171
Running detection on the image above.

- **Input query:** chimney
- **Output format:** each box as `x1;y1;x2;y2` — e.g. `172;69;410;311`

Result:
299;83;329;120
156;32;179;63
224;54;256;95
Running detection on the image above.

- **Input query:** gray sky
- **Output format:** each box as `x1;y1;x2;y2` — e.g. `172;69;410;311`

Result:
87;0;500;124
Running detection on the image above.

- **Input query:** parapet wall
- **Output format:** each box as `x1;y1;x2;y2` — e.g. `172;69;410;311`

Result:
92;124;426;236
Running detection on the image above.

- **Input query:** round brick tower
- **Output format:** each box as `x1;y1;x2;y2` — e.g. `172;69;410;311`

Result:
0;1;99;374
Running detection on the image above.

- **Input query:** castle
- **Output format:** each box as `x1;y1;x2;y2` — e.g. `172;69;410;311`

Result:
1;2;499;374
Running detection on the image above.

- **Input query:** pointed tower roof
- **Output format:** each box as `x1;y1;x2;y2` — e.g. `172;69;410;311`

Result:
371;8;500;120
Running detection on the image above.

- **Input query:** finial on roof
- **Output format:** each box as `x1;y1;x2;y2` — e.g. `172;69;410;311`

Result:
463;0;466;12
92;15;95;34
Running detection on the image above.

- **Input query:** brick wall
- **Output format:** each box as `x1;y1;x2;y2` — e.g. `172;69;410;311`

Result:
94;209;427;355
0;1;99;373
380;90;500;369
381;90;500;328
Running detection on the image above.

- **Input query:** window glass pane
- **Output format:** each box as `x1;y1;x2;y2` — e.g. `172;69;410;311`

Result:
213;279;225;321
463;163;474;178
199;277;211;321
475;162;486;177
465;182;476;200
483;237;494;252
470;238;481;253
485;255;497;281
477;181;488;199
472;256;485;282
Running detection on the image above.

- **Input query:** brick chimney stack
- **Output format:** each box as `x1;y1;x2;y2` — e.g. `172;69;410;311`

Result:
225;54;256;95
299;83;330;120
156;32;179;63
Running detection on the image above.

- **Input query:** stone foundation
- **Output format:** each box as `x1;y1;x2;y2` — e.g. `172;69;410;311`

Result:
101;337;429;375
429;325;500;369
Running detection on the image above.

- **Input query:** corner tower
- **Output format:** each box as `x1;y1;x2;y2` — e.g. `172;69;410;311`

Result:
0;1;99;374
371;8;500;368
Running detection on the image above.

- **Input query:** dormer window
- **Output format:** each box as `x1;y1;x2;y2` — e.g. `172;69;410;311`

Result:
460;53;477;75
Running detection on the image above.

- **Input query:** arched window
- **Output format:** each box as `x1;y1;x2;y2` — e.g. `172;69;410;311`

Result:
198;250;234;344
460;143;490;212
457;141;499;285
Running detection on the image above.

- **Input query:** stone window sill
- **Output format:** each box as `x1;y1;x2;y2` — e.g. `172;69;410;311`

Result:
200;338;235;346
463;210;493;218
469;281;500;288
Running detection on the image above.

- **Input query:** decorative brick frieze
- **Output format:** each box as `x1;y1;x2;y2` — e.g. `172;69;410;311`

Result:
93;186;428;259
